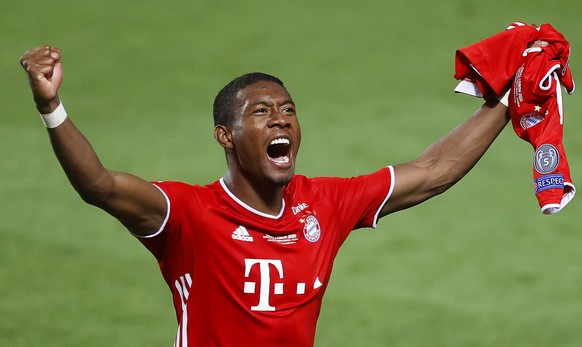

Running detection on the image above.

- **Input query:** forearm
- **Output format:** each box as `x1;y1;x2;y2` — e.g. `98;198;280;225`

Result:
22;46;167;235
46;113;114;205
415;99;510;192
42;106;167;235
382;100;509;216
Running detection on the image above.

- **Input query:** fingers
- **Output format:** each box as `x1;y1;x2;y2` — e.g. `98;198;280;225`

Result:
24;58;58;80
20;45;61;78
20;45;61;62
20;45;63;108
532;40;549;47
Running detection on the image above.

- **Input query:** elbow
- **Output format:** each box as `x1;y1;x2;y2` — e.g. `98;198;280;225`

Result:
418;157;466;197
430;176;461;196
77;188;112;208
70;173;116;208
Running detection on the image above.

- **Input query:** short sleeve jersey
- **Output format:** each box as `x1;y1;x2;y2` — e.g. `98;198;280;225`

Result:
137;166;394;347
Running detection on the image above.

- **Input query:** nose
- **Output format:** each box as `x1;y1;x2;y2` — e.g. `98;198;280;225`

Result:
269;111;290;128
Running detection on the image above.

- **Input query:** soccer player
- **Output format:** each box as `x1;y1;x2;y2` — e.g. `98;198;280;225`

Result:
21;45;510;346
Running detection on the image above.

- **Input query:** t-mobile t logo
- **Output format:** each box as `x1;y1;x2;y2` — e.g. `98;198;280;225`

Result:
243;259;284;311
243;258;323;312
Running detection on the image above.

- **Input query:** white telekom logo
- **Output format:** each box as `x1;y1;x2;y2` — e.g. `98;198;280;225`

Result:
243;258;323;312
243;259;284;311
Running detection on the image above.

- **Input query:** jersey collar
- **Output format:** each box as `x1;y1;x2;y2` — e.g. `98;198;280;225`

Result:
219;178;285;219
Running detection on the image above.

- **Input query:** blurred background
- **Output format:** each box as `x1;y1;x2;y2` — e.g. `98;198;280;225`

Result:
1;0;581;345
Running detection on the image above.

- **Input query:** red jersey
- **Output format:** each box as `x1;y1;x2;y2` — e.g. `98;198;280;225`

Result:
137;166;394;346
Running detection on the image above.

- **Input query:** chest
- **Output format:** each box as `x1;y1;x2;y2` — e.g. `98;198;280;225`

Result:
177;201;344;313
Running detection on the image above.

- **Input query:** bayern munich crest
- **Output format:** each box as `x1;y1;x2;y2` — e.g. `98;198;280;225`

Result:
534;144;559;174
302;215;321;243
520;113;545;129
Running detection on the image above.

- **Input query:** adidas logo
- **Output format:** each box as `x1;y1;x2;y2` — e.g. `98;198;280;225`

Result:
232;226;254;242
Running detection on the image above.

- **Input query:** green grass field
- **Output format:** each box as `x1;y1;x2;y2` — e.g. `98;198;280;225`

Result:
2;0;581;345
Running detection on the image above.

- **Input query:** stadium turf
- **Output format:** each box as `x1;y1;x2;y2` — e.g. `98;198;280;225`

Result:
2;0;581;345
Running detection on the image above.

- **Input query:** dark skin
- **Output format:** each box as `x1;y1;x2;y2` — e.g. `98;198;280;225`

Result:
214;81;301;215
20;45;510;236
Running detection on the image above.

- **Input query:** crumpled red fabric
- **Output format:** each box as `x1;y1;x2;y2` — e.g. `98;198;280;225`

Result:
454;21;539;100
454;22;576;214
509;24;576;214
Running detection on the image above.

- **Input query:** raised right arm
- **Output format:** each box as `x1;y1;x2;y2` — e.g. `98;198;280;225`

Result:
20;45;167;237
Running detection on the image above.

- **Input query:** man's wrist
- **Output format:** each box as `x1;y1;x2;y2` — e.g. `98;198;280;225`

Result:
498;89;510;107
39;101;68;128
35;96;61;115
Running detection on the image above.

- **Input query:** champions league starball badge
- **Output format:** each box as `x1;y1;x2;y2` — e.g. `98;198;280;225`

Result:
534;144;560;174
302;215;321;243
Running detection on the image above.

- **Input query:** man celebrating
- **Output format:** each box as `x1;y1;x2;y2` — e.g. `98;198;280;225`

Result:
21;45;510;346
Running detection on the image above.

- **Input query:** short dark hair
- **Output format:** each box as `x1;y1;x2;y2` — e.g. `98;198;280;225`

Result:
213;72;286;126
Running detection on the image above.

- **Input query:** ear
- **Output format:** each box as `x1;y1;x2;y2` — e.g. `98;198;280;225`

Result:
214;125;234;149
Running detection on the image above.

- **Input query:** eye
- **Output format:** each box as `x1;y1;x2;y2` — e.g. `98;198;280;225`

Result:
282;106;296;114
254;108;268;115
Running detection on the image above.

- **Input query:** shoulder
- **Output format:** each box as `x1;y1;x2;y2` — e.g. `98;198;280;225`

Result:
288;167;392;190
285;174;333;194
153;180;222;204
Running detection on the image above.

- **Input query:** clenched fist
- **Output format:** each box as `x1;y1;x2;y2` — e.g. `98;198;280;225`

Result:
20;45;63;114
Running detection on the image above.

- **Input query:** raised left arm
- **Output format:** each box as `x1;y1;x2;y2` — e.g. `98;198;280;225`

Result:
379;99;509;217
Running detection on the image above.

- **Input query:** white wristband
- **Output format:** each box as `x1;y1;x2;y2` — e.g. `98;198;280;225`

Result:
40;102;68;128
498;89;510;107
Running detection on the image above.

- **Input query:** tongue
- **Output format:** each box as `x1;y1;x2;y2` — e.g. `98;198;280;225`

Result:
268;144;290;164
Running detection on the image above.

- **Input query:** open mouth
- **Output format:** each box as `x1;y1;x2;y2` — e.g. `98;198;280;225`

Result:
267;138;291;164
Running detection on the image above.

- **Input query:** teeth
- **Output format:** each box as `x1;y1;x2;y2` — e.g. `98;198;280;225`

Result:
272;156;290;164
270;138;290;145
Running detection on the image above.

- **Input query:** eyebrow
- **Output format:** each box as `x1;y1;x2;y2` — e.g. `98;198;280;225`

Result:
248;99;295;107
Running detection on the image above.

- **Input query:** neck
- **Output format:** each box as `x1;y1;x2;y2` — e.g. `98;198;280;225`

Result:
222;172;285;216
